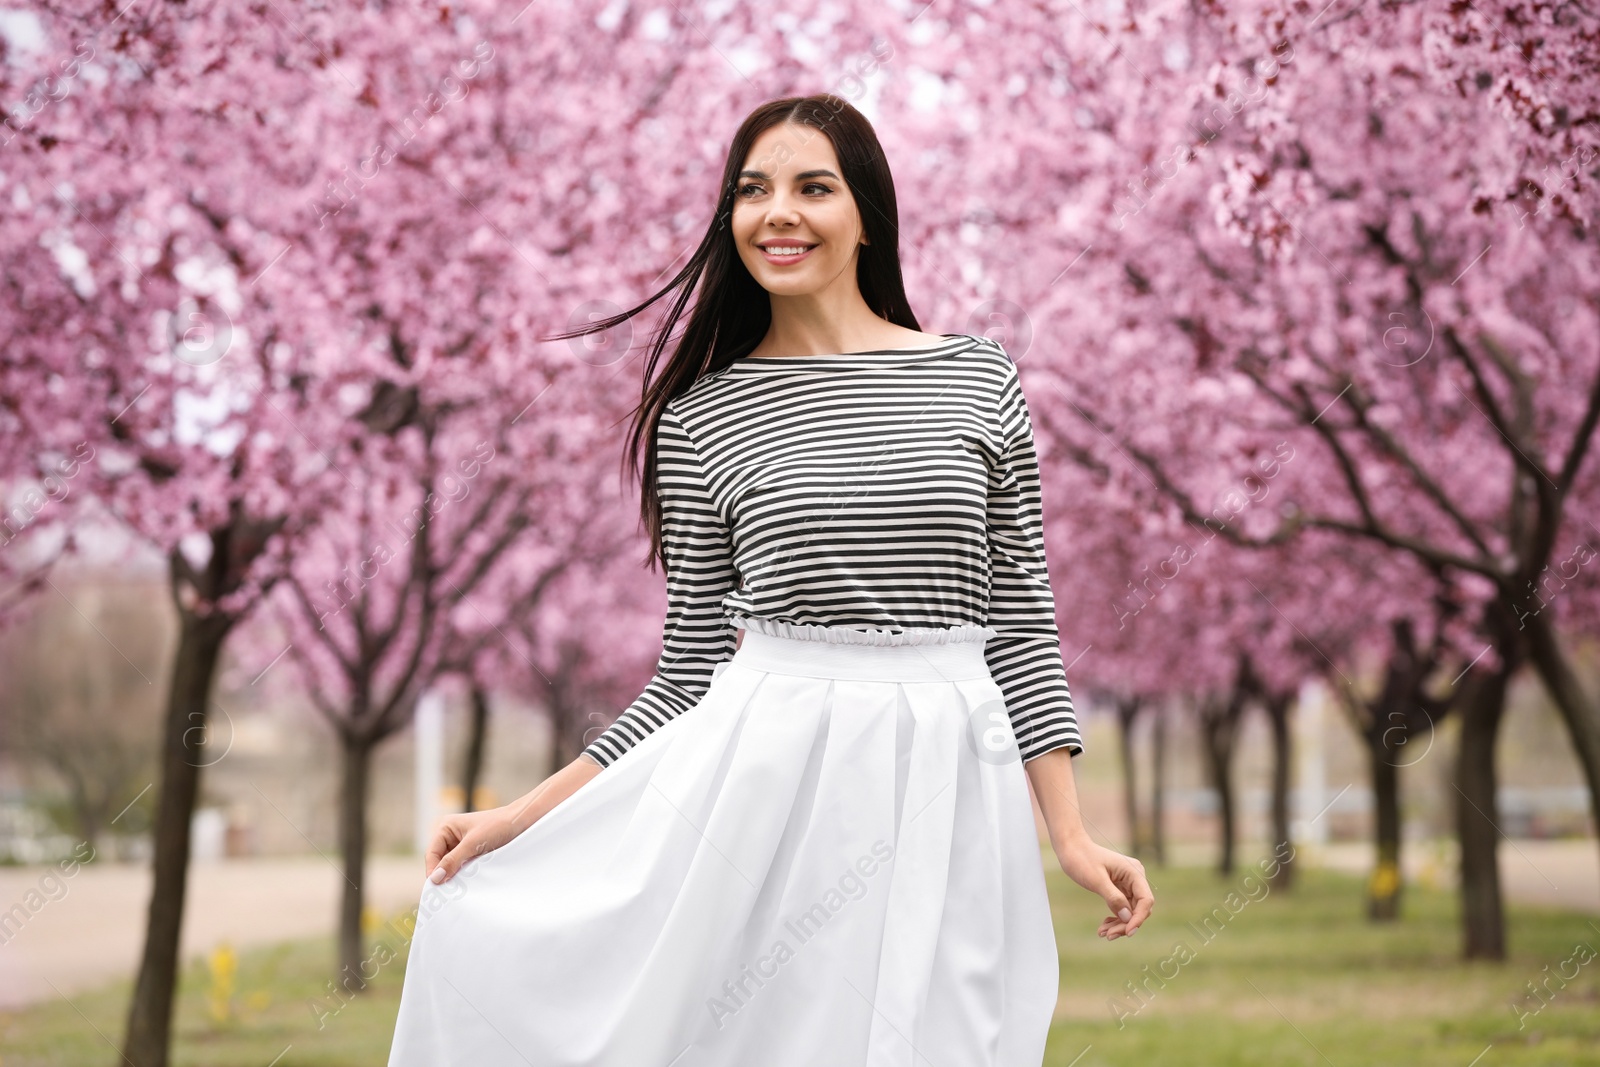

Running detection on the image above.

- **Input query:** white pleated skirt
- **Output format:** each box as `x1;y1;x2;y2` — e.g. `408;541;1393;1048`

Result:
386;622;1060;1067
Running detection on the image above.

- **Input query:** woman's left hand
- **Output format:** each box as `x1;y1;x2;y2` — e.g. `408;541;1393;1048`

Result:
1050;832;1155;941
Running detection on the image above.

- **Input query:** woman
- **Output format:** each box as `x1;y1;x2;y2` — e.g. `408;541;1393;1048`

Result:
387;93;1153;1067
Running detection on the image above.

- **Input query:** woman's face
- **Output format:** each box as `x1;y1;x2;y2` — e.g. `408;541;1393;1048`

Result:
731;122;866;297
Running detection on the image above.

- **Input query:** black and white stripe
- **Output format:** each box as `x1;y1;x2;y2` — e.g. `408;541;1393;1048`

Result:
581;333;1083;768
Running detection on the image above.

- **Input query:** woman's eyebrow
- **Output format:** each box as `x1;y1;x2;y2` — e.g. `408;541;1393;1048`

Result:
737;168;840;181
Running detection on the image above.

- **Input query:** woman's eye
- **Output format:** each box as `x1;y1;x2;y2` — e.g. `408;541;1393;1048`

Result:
735;183;832;198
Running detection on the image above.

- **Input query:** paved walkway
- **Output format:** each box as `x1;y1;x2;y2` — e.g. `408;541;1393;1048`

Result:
1304;838;1599;913
1;842;1595;1009
0;854;428;1010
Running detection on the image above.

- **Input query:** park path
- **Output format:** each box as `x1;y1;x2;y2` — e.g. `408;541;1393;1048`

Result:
0;854;427;1011
1306;838;1599;912
1;842;1595;1010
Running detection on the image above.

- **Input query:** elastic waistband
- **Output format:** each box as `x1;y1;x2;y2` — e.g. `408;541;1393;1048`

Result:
729;615;997;647
729;625;994;682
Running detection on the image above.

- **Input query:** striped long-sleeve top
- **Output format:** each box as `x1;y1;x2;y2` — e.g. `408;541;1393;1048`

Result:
580;333;1084;769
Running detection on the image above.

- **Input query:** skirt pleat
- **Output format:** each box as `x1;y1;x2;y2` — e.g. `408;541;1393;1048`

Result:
387;629;1059;1067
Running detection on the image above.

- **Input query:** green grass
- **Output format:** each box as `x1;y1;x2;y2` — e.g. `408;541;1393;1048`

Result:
1;862;1596;1066
0;919;414;1067
1043;859;1600;1066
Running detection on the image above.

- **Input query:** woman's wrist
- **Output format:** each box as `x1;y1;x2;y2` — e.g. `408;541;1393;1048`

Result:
504;780;555;835
1050;827;1096;858
506;755;602;835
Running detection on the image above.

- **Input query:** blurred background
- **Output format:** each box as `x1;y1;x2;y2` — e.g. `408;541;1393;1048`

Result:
1;1;1597;1064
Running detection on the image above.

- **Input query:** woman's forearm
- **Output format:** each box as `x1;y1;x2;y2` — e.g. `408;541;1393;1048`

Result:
1023;746;1091;849
504;754;603;835
1025;744;1154;937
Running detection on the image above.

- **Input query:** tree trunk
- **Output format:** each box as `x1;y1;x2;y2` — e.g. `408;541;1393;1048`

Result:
461;684;490;813
121;607;234;1067
1367;738;1402;921
1151;698;1167;866
1199;693;1244;876
1456;665;1513;960
548;683;594;775
1338;618;1450;923
1523;612;1600;849
1115;697;1145;857
1264;692;1295;890
337;735;375;993
65;765;106;855
550;701;575;778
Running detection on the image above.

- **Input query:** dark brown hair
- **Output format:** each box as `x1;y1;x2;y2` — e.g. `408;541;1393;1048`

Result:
541;94;921;570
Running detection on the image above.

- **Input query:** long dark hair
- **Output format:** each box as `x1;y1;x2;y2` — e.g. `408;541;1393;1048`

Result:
540;94;922;570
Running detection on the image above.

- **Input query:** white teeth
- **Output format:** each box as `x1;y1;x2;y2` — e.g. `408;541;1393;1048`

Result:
764;246;810;256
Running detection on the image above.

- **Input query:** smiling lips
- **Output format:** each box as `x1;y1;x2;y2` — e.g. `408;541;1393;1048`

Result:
758;242;816;265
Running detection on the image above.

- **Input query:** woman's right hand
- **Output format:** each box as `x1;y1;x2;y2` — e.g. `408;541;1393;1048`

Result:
425;806;523;884
424;755;604;883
